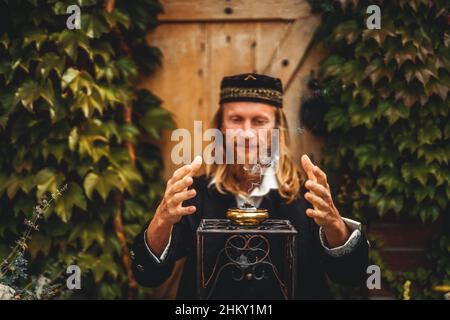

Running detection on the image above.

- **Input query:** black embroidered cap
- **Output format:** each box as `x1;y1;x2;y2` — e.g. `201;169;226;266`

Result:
219;73;283;108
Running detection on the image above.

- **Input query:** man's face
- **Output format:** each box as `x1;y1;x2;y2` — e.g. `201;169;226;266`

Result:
221;101;277;164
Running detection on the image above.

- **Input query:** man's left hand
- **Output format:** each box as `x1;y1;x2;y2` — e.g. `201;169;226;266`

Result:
301;154;350;248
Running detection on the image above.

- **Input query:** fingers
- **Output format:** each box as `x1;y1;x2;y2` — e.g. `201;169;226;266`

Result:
305;180;331;204
301;154;317;182
170;189;197;205
165;189;197;220
190;155;203;174
169;156;203;185
304;192;329;211
167;204;197;217
167;155;203;193
169;164;194;187
313;165;329;189
306;208;327;220
168;175;194;196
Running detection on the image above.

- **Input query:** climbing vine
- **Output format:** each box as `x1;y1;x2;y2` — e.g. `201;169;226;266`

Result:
0;0;174;299
309;0;449;299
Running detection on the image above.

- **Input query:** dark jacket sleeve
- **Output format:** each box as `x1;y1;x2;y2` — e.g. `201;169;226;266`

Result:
313;221;369;286
130;178;202;287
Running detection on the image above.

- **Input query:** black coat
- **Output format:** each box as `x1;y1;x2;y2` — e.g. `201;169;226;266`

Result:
131;175;369;299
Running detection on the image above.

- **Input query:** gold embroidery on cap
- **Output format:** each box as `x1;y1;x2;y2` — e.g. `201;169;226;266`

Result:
220;87;282;104
244;75;257;81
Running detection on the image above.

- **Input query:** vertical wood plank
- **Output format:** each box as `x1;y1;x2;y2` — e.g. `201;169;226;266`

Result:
206;22;258;120
263;15;321;91
142;23;208;179
282;44;325;165
255;22;290;73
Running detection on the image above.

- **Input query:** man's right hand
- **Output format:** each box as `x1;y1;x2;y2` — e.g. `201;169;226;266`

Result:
155;155;203;225
146;156;202;257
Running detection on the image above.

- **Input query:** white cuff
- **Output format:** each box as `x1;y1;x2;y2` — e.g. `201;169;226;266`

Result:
143;229;172;263
319;217;362;257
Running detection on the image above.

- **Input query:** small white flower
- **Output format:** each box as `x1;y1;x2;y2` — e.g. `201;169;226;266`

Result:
0;283;16;300
35;276;51;299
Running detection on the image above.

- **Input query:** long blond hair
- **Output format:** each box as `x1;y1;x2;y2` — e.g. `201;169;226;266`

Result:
205;105;304;203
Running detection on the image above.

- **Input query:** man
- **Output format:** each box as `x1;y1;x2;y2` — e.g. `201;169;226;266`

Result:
131;73;369;299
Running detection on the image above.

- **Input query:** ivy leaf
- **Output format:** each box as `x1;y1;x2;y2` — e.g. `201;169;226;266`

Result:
123;224;142;239
417;125;442;145
104;9;130;29
41;79;55;107
354;144;381;170
27;233;52;259
420;205;440;223
15;80;40;111
114;164;143;195
383;102;410;124
68;127;79;152
140;107;175;139
116;57;138;79
77;130;109;160
38;52;66;78
374;193;404;215
81;13;109;39
362;22;395;46
377;171;403;193
98;283;121;300
333;20;359;44
69;222;105;250
4;173;34;199
94;62;118;83
23;29;48;50
84;170;119;201
444;123;450;140
73;89;104;118
93;254;119;282
325;107;347;131
364;58;394;85
34;168;64;199
54;30;89;61
401;162;429;186
54;184;87;223
62;68;94;95
90;41;115;63
78;0;98;6
42;140;66;163
123;199;146;220
120;123;139;143
414;185;435;202
426;79;449;101
0;33;10;49
322;55;346;77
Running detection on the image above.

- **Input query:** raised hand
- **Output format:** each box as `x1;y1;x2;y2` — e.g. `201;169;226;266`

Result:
300;154;350;248
147;156;202;256
157;155;203;225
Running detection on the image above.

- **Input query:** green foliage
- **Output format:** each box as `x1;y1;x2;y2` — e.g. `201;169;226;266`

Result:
0;0;174;298
309;0;449;299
